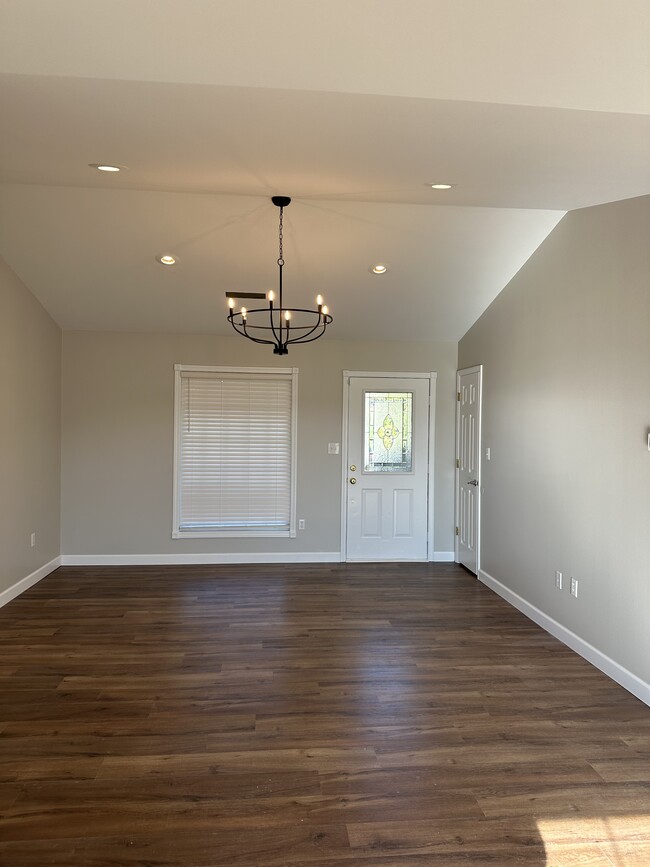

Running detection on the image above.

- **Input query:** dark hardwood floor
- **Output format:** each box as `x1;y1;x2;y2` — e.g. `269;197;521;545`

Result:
0;563;648;865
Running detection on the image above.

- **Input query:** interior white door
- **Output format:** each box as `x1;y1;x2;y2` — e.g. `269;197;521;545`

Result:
345;376;430;561
456;366;482;574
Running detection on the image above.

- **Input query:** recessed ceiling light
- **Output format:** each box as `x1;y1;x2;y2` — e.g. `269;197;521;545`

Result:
88;163;128;172
157;254;178;265
429;183;453;190
369;263;390;274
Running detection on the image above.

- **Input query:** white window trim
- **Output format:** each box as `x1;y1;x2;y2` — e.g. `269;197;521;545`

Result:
172;364;298;539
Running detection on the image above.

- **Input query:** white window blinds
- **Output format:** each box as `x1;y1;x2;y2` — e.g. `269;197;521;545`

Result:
173;367;297;537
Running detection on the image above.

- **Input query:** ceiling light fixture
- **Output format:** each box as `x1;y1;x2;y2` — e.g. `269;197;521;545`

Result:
88;163;127;172
429;183;453;190
226;196;332;355
157;254;177;265
369;263;390;274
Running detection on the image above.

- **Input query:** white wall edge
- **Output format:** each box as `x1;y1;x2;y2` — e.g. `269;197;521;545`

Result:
479;568;650;708
0;556;62;609
60;552;344;566
431;551;455;562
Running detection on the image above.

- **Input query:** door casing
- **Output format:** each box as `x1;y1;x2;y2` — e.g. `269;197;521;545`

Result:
341;370;437;562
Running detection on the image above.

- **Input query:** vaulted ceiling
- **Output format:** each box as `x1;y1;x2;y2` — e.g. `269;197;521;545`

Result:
1;0;648;341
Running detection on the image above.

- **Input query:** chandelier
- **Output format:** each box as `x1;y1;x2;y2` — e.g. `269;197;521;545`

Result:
226;196;333;354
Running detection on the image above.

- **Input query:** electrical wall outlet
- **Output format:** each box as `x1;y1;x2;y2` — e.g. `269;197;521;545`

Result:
298;519;306;530
555;570;563;590
30;532;36;548
570;577;579;598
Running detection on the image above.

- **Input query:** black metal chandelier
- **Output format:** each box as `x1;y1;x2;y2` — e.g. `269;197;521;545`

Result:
226;196;333;355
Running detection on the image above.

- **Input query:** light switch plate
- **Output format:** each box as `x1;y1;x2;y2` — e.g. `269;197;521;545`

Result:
328;443;340;455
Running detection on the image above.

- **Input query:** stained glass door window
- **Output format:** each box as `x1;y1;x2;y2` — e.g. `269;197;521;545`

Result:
363;391;413;472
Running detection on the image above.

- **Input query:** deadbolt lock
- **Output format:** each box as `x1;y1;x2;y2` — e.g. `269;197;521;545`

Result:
349;464;356;472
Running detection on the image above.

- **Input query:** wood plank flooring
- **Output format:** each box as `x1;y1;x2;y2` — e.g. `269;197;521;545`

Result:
0;562;648;865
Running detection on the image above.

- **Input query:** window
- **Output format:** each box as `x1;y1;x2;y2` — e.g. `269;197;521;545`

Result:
173;365;297;538
363;391;413;473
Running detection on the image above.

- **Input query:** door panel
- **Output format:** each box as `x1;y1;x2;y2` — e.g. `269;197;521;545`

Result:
361;489;382;537
346;376;430;561
456;367;482;574
393;489;414;537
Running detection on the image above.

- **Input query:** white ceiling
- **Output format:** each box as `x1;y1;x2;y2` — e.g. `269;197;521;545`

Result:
0;1;648;342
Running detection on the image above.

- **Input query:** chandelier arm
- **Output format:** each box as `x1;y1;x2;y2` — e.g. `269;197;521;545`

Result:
282;313;333;339
284;314;324;342
241;318;256;342
231;321;277;346
230;306;274;316
268;300;282;347
246;335;279;346
227;316;248;337
230;307;282;332
285;326;329;346
229;311;287;348
282;309;333;335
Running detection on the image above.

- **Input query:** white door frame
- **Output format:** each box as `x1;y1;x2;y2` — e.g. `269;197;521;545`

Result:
341;371;437;562
455;365;483;572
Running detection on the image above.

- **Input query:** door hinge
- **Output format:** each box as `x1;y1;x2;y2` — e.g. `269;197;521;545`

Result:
456;458;460;469
455;526;459;536
457;391;461;401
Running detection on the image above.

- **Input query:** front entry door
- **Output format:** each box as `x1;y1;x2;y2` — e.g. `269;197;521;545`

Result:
456;366;482;574
344;375;431;561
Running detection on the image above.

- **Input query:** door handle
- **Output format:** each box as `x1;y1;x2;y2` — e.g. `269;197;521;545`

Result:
349;478;357;485
467;479;479;486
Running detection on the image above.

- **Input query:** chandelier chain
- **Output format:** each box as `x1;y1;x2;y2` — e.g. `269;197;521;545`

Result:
278;206;284;266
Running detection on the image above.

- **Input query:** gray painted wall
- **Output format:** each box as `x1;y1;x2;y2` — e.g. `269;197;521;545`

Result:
0;257;61;593
459;195;650;685
61;333;457;557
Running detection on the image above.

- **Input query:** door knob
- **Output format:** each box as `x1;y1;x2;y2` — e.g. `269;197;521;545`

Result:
467;479;479;486
349;478;357;485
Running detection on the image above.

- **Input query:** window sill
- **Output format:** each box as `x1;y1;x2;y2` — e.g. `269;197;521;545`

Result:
172;530;296;539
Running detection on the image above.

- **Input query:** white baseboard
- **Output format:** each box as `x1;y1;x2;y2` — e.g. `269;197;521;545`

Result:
479;568;650;708
0;556;62;609
60;552;343;566
61;551;456;567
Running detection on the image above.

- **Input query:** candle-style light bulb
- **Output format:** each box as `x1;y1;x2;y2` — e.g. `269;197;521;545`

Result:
284;310;291;322
241;307;247;320
267;290;275;302
316;294;323;307
228;297;235;309
322;305;329;316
